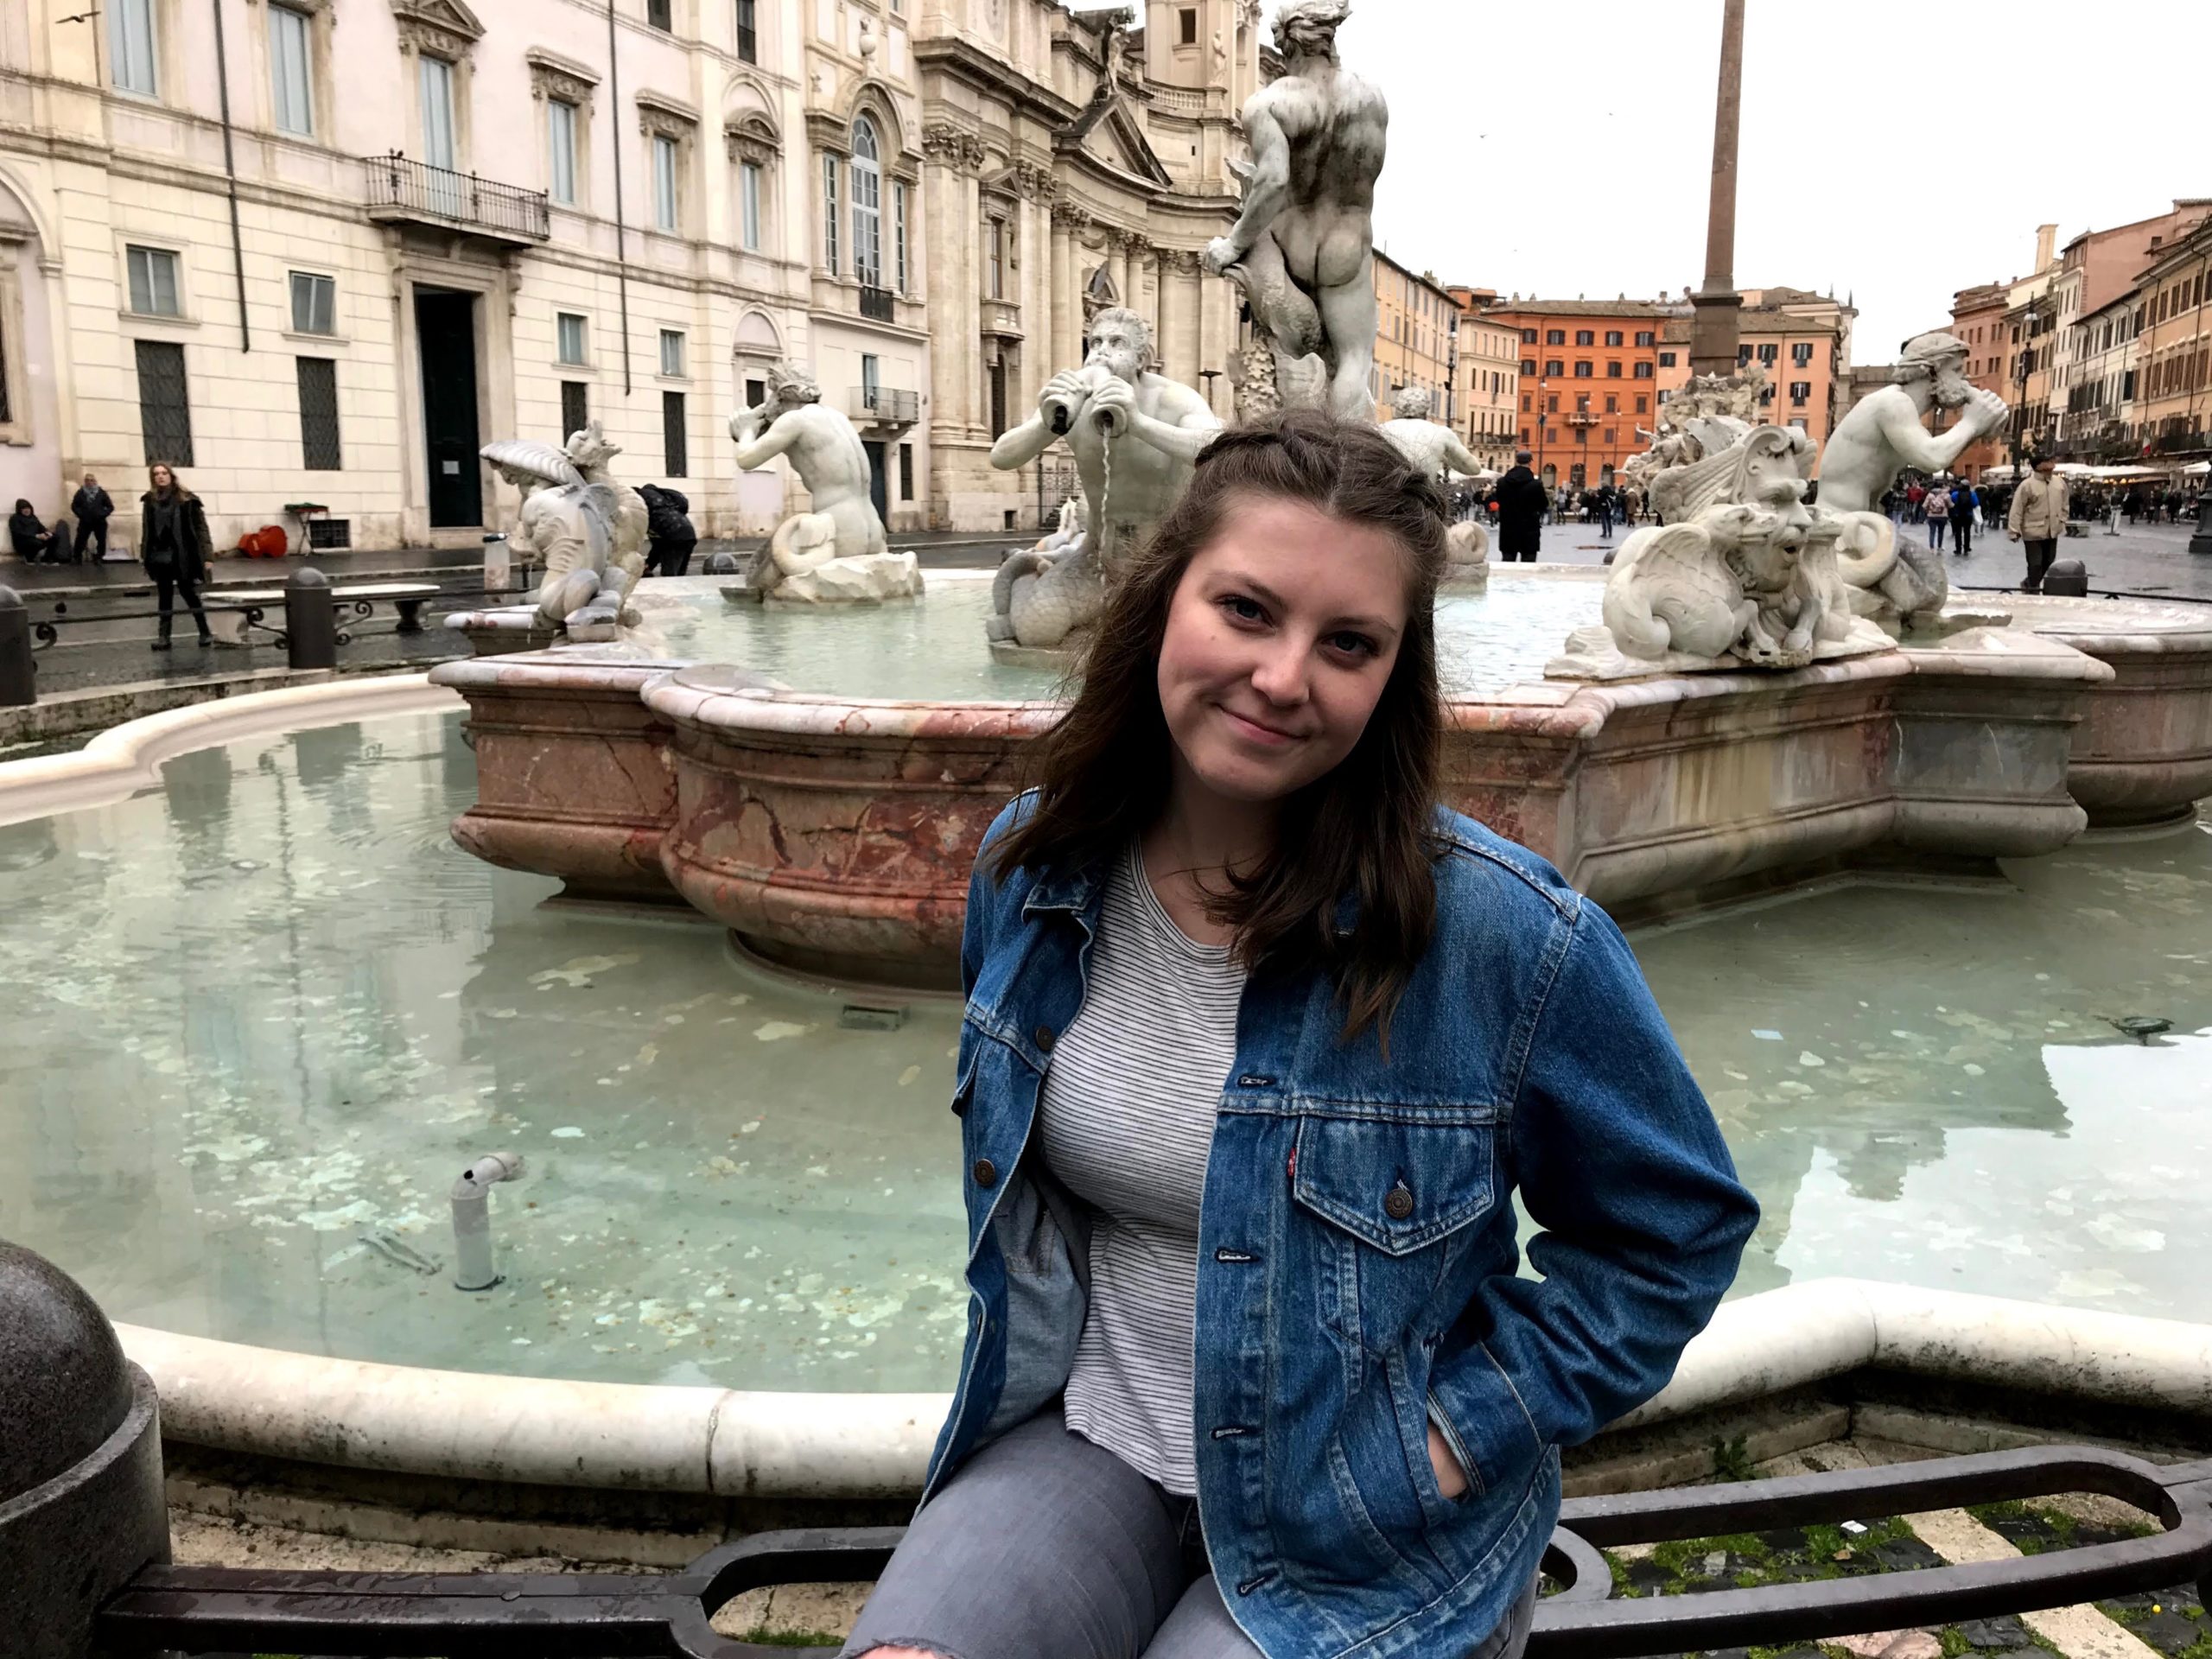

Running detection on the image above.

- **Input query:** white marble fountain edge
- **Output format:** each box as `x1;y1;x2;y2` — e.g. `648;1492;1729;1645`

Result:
114;1281;2212;1498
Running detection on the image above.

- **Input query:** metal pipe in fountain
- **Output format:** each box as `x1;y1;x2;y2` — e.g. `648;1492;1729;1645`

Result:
450;1152;525;1292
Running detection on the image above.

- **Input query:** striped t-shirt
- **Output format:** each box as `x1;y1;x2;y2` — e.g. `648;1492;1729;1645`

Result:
1037;843;1246;1496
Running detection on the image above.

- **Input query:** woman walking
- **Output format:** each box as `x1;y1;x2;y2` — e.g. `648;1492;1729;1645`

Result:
841;412;1757;1659
1923;480;1949;550
140;463;213;650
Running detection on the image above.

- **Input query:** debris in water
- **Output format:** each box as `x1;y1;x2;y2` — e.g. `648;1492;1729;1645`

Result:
359;1230;442;1276
2105;1014;2172;1044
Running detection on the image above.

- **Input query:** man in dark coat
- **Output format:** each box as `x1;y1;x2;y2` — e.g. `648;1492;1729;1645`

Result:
637;483;696;577
1492;448;1548;562
69;472;114;563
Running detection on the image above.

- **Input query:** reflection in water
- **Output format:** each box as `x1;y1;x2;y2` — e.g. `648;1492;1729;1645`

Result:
0;711;2204;1391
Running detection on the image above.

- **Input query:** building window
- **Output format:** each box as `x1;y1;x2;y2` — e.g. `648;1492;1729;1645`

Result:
1604;394;1617;413
652;134;679;232
1604;330;1622;347
289;271;335;334
646;0;671;29
1603;427;1616;444
1520;357;1535;376
741;161;763;250
861;353;880;404
1546;393;1558;412
1520;327;1537;345
1634;330;1654;347
269;4;314;135
135;340;193;465
1178;6;1198;44
418;54;458;170
659;328;685;377
1758;342;1778;365
125;245;181;316
1520;391;1530;412
1789;380;1811;405
663;389;687;474
560;379;588;438
1546;328;1565;346
1656;351;1675;368
111;0;158;95
1605;361;1622;378
1573;361;1592;378
736;0;757;60
1792;341;1814;367
893;180;908;290
822;152;839;273
549;99;578;205
1545;359;1561;377
296;356;340;470
851;117;882;287
556;311;587;365
1633;361;1654;379
1635;395;1648;413
986;218;1005;300
899;441;914;501
1573;329;1592;346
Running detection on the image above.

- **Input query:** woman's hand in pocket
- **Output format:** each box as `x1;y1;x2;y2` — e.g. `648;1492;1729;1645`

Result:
1427;1421;1469;1499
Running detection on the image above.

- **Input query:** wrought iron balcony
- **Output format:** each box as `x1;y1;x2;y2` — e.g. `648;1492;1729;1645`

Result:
363;152;550;244
858;284;896;322
851;385;919;427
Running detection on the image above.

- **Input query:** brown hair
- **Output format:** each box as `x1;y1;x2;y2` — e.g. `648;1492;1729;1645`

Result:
992;408;1451;1046
146;463;194;501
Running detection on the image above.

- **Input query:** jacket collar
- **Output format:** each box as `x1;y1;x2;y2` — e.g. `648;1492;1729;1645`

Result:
1020;858;1109;917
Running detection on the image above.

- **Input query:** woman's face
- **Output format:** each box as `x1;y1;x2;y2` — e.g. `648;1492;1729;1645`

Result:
1156;495;1410;810
150;467;173;491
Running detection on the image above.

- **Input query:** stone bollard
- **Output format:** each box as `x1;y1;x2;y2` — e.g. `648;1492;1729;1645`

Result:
284;565;338;670
0;585;33;706
2042;559;2089;597
0;1241;170;1658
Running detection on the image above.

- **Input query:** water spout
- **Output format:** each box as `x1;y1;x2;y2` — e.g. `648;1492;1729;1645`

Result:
451;1151;526;1292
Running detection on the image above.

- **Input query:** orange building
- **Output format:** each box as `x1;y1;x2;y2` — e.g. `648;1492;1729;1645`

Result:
2134;213;2212;461
1478;297;1679;488
1948;281;2012;480
1370;248;1458;424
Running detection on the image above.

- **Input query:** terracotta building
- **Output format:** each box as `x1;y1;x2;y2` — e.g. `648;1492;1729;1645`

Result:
1948;282;2013;480
1445;285;1518;473
2050;200;2210;455
1370;249;1458;424
1480;297;1679;489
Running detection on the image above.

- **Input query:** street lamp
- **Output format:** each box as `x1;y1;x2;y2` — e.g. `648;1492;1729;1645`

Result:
1535;377;1549;491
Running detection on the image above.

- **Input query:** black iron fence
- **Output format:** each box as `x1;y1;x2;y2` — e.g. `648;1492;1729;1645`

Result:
859;283;895;322
364;151;551;241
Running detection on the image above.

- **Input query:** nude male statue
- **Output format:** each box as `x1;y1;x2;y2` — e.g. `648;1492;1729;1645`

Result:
1820;333;2009;515
988;307;1224;565
1202;0;1385;422
1378;386;1482;484
727;362;889;594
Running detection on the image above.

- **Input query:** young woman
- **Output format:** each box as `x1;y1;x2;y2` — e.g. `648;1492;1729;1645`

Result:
139;463;213;650
843;412;1758;1659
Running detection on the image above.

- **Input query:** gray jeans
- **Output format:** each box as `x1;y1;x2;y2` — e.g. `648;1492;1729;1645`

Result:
841;1411;1541;1659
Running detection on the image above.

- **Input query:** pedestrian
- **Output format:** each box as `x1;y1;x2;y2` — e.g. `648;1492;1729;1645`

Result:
837;410;1758;1659
638;482;697;577
1881;486;1900;521
69;471;114;563
1923;480;1949;550
9;498;60;563
1949;479;1975;557
1492;448;1548;563
1905;479;1926;522
1595;481;1616;539
2007;456;2069;594
139;461;213;649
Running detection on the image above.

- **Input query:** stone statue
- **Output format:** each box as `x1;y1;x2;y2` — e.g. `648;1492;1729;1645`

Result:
1443;519;1490;590
988;497;1103;656
1379;386;1483;485
480;421;648;639
1621;365;1766;505
1205;0;1384;423
728;362;920;603
988;307;1223;582
1548;424;1895;681
1815;332;2009;623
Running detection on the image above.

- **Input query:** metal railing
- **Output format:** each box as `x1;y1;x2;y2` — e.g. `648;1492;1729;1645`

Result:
363;151;551;242
89;1444;2212;1657
851;385;919;425
858;283;896;321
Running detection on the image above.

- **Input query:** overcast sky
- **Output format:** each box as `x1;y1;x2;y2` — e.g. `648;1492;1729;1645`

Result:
1075;0;2206;362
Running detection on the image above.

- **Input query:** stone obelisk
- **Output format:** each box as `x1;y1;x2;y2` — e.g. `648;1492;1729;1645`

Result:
1687;0;1745;379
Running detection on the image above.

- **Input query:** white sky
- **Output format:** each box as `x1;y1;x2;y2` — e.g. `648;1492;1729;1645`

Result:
1073;0;2208;362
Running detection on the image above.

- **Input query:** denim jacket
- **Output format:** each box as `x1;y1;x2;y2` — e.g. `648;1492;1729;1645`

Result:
925;796;1758;1659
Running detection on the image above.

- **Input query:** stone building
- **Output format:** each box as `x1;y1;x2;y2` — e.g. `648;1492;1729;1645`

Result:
1653;287;1855;453
2049;201;2209;457
1368;249;1454;423
1445;285;1518;474
1482;297;1679;490
915;0;1255;533
0;0;948;550
2132;213;2212;466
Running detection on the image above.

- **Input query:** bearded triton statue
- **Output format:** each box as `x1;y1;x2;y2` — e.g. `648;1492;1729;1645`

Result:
1548;424;1897;681
728;363;920;603
1815;331;2011;625
1205;0;1385;422
987;307;1222;652
480;420;648;639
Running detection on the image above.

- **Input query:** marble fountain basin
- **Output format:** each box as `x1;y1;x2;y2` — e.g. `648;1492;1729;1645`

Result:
431;569;2212;990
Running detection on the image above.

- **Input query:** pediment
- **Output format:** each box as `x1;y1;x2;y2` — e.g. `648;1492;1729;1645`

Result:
1058;92;1171;188
392;0;483;54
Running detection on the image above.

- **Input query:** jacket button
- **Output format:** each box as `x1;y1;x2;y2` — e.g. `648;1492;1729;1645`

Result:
1033;1025;1056;1052
973;1158;999;1188
1384;1181;1414;1221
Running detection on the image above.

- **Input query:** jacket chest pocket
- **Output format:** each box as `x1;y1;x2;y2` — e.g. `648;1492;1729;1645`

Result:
1289;1111;1497;1357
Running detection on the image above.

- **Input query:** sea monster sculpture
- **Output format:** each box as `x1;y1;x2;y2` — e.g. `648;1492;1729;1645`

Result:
988;498;1102;653
480;420;648;635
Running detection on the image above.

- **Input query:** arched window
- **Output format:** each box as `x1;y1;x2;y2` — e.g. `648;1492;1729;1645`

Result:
850;116;882;288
